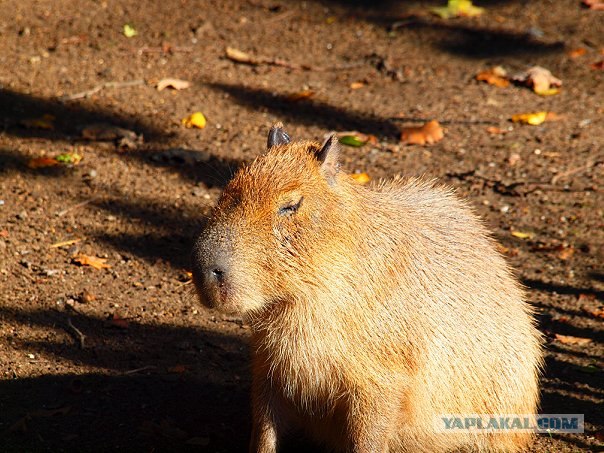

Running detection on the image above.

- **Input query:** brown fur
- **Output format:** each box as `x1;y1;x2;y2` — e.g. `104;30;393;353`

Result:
191;127;543;453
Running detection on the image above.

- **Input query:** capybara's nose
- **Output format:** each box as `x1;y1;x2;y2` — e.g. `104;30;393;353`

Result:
207;265;227;287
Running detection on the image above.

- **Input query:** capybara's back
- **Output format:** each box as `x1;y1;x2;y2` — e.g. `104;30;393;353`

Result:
192;124;543;452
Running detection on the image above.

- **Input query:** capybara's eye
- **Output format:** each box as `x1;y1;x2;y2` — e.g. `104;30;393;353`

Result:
278;197;303;217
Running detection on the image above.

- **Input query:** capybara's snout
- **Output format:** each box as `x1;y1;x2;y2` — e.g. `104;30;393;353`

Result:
191;231;233;310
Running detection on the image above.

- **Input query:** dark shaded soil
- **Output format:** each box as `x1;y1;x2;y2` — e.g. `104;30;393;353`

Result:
0;0;602;451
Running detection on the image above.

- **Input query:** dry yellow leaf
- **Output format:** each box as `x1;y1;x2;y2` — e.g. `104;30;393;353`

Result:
225;47;254;64
156;78;190;91
511;231;533;239
475;67;509;88
401;120;444;145
535;88;560;96
73;254;111;270
286;90;314;102
431;0;484;18
350;173;371;184
511;111;548;126
512;66;562;96
181;112;207;129
554;334;592;346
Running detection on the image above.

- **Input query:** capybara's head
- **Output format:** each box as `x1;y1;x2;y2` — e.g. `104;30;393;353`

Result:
191;124;343;315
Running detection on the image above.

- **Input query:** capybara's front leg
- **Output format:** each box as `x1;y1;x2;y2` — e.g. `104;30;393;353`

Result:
249;376;280;453
346;392;394;453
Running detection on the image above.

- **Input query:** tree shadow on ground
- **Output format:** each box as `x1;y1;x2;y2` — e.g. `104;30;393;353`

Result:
206;82;402;139
524;278;604;302
0;88;240;188
0;89;167;142
0;306;320;452
405;19;564;59
0;145;237;270
0;306;250;452
312;0;564;59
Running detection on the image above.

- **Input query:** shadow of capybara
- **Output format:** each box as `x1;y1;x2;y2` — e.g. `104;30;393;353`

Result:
191;124;543;452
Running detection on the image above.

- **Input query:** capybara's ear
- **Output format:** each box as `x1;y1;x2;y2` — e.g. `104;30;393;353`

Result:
315;133;340;184
267;122;291;149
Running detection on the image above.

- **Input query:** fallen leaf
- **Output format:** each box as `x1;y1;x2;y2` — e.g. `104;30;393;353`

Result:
339;135;366;147
20;114;55;130
401;120;444;145
583;0;604;9
511;111;549;126
72;254;111;270
558;246;575;260
123;24;137;38
512;66;562;95
583;306;604;320
431;0;484;18
0;230;8;238
181;112;207;129
554;334;592;346
225;47;255;64
590;60;604;70
568;48;587;58
486;126;509;135
108;313;129;329
55;152;82;165
350;81;365;90
475;66;509;87
286;89;314;102
156;78;190;91
350;173;371;184
511;231;534;239
27;156;59;169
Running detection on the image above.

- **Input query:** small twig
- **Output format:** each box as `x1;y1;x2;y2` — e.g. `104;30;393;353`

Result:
66;317;86;349
50;238;83;248
122;365;157;376
265;10;296;24
56;200;93;217
137;46;193;55
59;80;144;101
550;157;603;184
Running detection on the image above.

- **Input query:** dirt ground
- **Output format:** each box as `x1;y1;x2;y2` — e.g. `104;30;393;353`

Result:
0;0;603;451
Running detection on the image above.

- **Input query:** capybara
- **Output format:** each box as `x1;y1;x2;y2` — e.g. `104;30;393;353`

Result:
191;124;543;452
